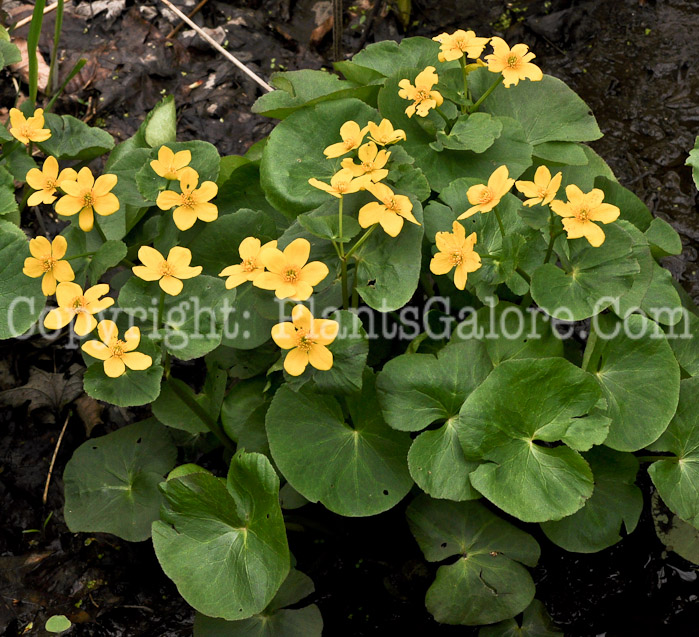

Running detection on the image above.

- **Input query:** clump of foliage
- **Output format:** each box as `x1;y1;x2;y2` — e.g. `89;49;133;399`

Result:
1;23;697;633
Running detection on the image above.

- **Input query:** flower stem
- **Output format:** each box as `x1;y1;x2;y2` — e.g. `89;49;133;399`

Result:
345;224;377;261
351;267;359;309
493;206;506;237
65;251;96;261
156;288;166;331
0;141;19;164
469;74;503;113
94;221;108;243
515;267;531;284
167;376;235;452
339;196;349;310
459;57;469;114
544;229;566;264
434;106;452;131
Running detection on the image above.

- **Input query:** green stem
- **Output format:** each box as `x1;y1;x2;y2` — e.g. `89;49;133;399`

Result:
168;377;235;452
544;229;566;265
65;251;96;261
459;57;469;114
493;206;506;237
94;221;108;243
338;196;345;257
18;185;31;214
27;0;47;103
469;74;503;113
634;455;675;464
156;288;166;331
434;106;451;130
0;141;20;164
46;59;86;113
338;196;349;310
351;267;359;309
47;0;64;95
515;267;531;284
345;225;377;261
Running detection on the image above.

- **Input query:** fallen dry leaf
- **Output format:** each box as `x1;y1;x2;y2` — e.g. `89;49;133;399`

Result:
74;394;103;437
0;366;83;415
9;38;49;93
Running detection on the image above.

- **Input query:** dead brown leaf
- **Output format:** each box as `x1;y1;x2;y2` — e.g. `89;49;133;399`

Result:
9;38;49;93
0;366;83;415
74;394;103;437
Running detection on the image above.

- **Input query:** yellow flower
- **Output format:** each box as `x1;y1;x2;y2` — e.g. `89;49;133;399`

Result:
43;282;114;335
25;156;77;207
323;121;368;159
150;146;192;180
358;182;420;237
308;168;371;198
432;30;490;62
458;165;514;219
550;185;620;247
367;119;406;146
9;107;51;144
271;304;339;377
55;167;119;233
430;222;482;290
254;238;329;301
156;167;218;231
485;37;543;88
132;246;202;296
82;320;152;378
398;66;444;118
341;142;391;182
515;166;563;207
219;237;278;289
22;235;75;296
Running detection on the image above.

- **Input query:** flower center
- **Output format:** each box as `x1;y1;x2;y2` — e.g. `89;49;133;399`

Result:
295;330;314;352
19;124;33;138
181;193;196;208
71;295;88;312
416;89;430;102
283;267;299;283
336;181;350;194
450;250;463;266
455;38;467;51
44;179;57;191
42;257;56;272
242;258;257;273
385;198;400;213
576;208;590;222
82;192;94;207
111;339;126;358
160;262;175;277
507;55;520;69
537;186;549;199
344;138;357;150
478;189;494;205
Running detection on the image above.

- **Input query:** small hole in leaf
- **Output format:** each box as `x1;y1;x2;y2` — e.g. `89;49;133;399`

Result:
136;437;142;444
383;489;389;495
441;542;447;548
266;514;270;519
522;339;527;343
92;446;98;450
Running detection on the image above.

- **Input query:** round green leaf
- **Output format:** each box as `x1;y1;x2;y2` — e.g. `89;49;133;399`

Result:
652;492;699;565
260;98;379;217
83;363;163;407
431;112;503;153
144;95;176;148
152;451;290;620
63;420;177;541
648;377;699;528
266;369;413;516
540;447;642;552
221;377;271;455
45;615;72;633
0;221;45;339
38;113;115;160
666;310;699;377
479;599;562;637
468;68;602;145
457;358;604;522
407;495;539;626
376;340;492;432
531;223;640;320
585;314;680;451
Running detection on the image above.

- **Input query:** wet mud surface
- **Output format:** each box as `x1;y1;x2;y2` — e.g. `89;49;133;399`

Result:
1;0;698;635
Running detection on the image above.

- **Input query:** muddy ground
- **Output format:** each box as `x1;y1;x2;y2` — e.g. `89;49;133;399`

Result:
1;0;698;635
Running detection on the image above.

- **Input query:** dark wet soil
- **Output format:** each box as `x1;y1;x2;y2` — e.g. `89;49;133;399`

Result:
1;0;699;635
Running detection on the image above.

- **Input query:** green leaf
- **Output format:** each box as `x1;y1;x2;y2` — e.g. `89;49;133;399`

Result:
686;136;699;190
253;69;376;119
451;302;564;364
0;165;18;216
2;148;37;182
347;36;450;78
407;495;539;625
217;163;282;220
63;420;177;541
86;239;127;285
284;310;368;395
266;369;413;516
479;599;562;637
645;217;682;257
355;193;424;311
652;492;699;565
468;68;602;145
260;98;380;217
457;358;604;522
666;310;699;377
376;340;492;432
0;221;45;339
540;447;642;552
221;377;270;454
531;223;639;320
297;212;361;243
118;275;232;360
144;95;177;148
193;569;323;636
532;141;588;165
0;39;21;70
153;451;290;620
37;113;115;160
648;377;699;528
45;615;72;633
83;362;164;408
431;112;503;153
594;176;653;231
153;367;226;435
585;314;680;451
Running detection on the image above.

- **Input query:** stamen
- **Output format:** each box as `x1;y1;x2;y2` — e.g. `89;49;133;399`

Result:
295;330;314;352
42;257;56;273
242;258;257;273
478;189;493;204
507;55;519;68
451;250;463;266
283;268;299;283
